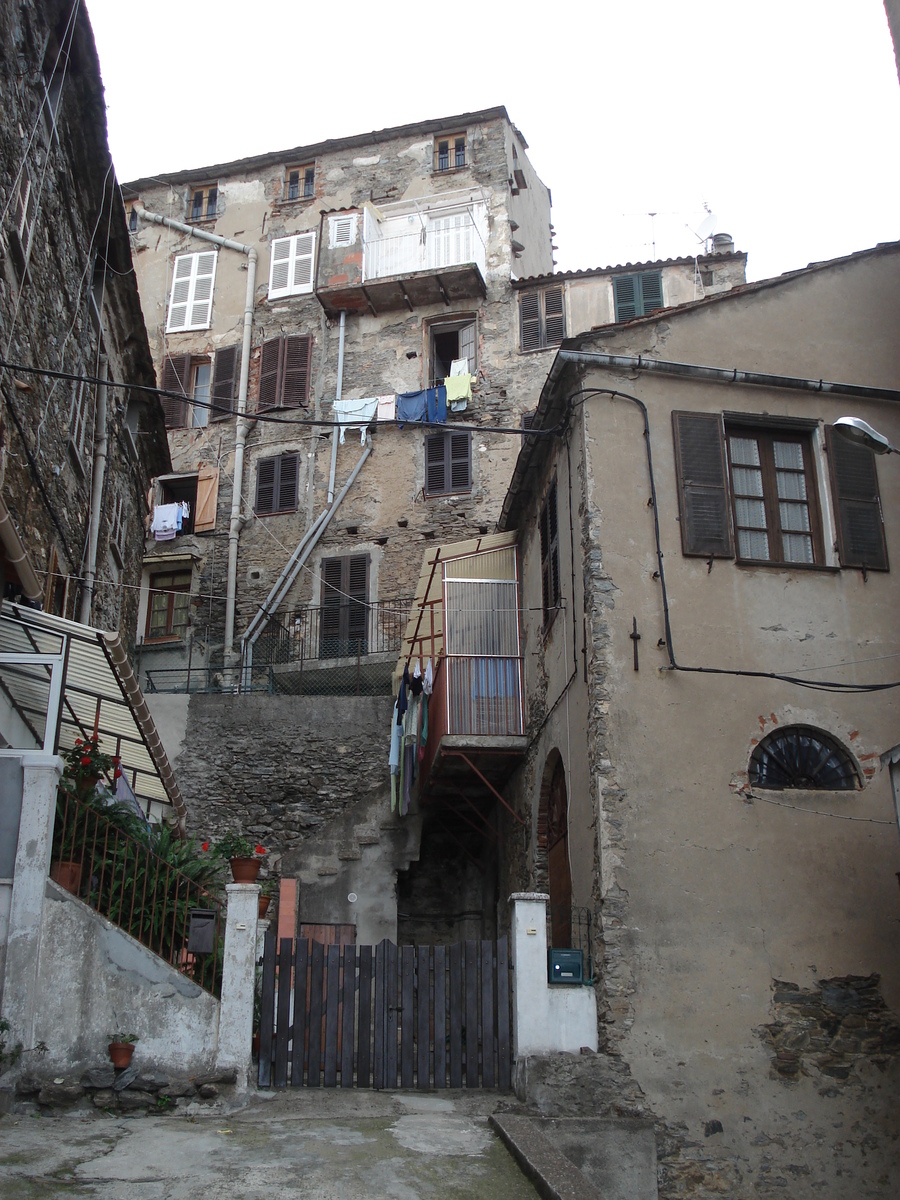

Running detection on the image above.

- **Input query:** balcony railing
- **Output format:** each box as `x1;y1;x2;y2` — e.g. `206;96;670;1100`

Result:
255;597;413;666
363;219;485;282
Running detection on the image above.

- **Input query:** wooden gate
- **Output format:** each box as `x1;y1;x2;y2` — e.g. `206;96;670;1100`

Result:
257;933;511;1089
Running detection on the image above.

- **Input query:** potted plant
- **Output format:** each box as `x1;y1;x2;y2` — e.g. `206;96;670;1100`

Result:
258;877;278;918
203;833;266;883
108;1032;137;1070
51;737;115;894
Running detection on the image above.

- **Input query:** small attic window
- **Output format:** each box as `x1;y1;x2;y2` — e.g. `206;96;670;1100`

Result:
748;726;860;791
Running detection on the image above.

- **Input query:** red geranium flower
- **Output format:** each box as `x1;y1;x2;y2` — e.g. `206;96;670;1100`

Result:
255;845;266;855
75;738;83;746
202;842;210;851
80;756;92;766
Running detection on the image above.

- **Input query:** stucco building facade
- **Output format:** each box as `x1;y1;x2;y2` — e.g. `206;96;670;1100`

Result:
490;242;900;1196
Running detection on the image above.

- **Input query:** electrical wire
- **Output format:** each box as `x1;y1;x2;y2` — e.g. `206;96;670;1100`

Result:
568;387;900;695
745;792;894;825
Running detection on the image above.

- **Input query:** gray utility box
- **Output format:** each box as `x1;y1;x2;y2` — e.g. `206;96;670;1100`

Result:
548;948;584;985
187;908;218;954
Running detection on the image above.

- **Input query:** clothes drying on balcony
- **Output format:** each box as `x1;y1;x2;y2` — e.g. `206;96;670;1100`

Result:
444;370;475;412
397;386;447;427
332;396;378;444
389;698;402;812
151;502;183;541
376;394;396;422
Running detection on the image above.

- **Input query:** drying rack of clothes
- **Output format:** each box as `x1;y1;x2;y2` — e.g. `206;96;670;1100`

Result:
150;501;190;541
389;658;434;816
332;359;477;443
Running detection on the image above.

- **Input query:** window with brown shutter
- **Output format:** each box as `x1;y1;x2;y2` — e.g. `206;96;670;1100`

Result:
519;286;566;352
161;355;190;428
825;425;888;571
257;335;312;409
210;345;238;419
540;480;561;627
254;453;299;514
425;431;471;496
672;411;734;558
319;554;369;657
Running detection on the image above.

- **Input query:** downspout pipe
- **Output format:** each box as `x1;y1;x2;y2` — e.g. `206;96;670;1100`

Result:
0;496;43;601
327;311;346;505
241;440;372;688
134;207;258;669
553;349;900;405
78;354;108;624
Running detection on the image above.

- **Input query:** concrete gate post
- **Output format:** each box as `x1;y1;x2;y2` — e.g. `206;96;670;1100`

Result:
216;882;261;1088
509;891;598;1058
0;754;64;1049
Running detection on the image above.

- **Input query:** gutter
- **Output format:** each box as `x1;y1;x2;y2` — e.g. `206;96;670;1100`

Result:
0;495;43;601
135;207;258;670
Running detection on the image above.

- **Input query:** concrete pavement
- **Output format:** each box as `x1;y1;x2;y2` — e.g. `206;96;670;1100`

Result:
0;1089;542;1199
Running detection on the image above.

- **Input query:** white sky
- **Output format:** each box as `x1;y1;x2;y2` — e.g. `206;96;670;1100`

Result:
85;0;900;282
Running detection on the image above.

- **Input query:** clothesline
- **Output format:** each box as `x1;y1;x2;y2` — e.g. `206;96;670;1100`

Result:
332;359;476;444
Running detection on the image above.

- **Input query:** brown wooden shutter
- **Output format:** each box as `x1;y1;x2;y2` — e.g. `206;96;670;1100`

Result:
194;466;219;532
255;457;277;513
672;411;734;557
210;345;238;419
277;453;299;511
346;554;369;646
543;287;565;344
425;433;447;495
449;432;471;492
825;425;888;571
160;355;190;428
321;556;343;646
258;338;282;410
520;292;541;351
280;335;311;407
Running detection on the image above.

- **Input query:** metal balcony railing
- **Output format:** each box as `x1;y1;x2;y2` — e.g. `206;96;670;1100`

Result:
255;597;413;666
362;218;485;282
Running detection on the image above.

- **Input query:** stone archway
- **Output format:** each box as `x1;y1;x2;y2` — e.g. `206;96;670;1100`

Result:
536;751;572;948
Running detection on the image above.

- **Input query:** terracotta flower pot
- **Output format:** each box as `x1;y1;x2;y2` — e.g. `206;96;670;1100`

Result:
109;1041;136;1069
258;894;272;918
230;856;262;883
50;860;83;895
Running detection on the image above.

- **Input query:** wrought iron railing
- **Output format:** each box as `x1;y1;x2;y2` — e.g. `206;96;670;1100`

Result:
254;597;413;666
144;666;236;694
547;904;594;983
51;792;224;996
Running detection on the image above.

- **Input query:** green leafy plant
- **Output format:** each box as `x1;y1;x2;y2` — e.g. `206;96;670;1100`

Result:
108;1032;138;1044
58;736;114;800
202;832;266;860
0;1018;22;1073
259;876;279;896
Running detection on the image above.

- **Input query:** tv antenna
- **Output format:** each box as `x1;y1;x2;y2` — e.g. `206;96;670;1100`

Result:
688;204;718;253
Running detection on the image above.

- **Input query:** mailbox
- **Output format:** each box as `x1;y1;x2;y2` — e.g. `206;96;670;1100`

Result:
187;908;217;954
548;948;584;985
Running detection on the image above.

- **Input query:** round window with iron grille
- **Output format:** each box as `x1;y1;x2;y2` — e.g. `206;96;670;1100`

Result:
749;725;860;791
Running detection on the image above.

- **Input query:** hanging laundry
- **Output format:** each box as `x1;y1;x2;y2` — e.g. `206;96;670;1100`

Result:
423;658;433;696
397;390;427;426
449;358;469;377
397;664;410;724
151;502;180;541
410;660;424;697
425;386;447;425
389;700;401;813
332;397;378;444
444;372;474;411
376;394;396;422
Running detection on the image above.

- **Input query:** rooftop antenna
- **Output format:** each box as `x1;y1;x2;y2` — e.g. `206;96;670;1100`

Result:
688;203;718;254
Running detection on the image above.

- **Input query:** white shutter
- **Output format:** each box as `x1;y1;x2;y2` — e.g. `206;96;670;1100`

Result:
166;251;218;331
329;215;357;248
427;212;475;269
268;233;316;299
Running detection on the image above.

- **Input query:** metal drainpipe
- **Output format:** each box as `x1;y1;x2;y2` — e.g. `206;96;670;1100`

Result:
78;354;108;624
327;311;346;504
134;207;257;670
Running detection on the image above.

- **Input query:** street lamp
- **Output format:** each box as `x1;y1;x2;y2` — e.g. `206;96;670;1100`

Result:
833;416;897;455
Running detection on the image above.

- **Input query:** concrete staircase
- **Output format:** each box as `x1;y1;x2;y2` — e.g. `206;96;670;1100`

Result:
281;788;422;945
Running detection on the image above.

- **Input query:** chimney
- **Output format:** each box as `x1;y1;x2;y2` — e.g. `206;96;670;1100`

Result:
712;233;735;255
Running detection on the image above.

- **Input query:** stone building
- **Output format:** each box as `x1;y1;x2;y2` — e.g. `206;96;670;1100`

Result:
438;241;898;1195
0;0;169;641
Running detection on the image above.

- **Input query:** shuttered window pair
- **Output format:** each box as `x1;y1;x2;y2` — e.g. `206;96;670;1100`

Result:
258;335;312;410
540;480;561;626
166;252;217;331
613;271;663;322
519;287;565;351
268;233;316;299
425;432;471;496
320;555;369;658
672;412;888;571
255;453;299;515
161;347;239;428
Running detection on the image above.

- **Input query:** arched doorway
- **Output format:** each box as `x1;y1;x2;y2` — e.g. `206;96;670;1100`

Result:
546;757;572;948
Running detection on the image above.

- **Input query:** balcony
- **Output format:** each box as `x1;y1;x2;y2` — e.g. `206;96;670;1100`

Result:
398;534;527;839
243;596;413;696
316;192;488;317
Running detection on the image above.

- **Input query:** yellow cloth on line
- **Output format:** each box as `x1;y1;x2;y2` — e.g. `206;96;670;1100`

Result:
444;374;474;404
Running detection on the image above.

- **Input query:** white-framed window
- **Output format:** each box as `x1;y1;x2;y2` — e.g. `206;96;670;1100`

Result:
109;492;127;568
329;214;357;248
166;251;218;332
268;233;316;300
68;378;91;475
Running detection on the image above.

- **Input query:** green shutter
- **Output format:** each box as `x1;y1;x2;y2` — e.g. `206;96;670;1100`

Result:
639;271;663;314
613;276;637;321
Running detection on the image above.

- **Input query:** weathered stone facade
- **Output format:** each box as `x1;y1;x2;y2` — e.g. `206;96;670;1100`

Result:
0;0;168;642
